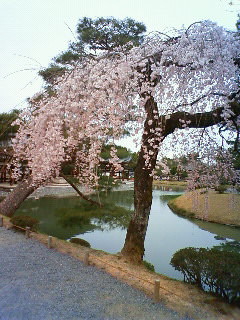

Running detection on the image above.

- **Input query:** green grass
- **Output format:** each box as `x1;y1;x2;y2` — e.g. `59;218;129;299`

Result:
153;180;187;187
168;199;196;218
168;190;240;226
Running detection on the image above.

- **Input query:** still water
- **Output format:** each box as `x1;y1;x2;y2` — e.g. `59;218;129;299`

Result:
16;186;240;280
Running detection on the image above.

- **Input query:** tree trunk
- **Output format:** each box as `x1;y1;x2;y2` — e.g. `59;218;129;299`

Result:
121;94;159;263
0;177;37;217
121;96;240;263
121;148;155;263
0;174;102;218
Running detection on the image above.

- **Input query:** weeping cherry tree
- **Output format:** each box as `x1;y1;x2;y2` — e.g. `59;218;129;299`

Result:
0;20;240;262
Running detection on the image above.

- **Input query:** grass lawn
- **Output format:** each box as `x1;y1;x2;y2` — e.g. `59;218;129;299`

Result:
153;180;187;187
168;189;240;227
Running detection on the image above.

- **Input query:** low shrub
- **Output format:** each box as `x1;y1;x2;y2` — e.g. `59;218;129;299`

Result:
143;260;155;272
170;247;240;305
70;237;91;247
10;215;39;232
214;185;227;194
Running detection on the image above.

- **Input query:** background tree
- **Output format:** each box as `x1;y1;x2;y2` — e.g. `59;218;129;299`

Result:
100;145;136;161
0;110;20;183
76;17;146;52
38;17;146;89
0;109;20;148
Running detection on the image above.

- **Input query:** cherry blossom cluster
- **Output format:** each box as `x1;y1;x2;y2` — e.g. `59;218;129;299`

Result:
11;21;240;189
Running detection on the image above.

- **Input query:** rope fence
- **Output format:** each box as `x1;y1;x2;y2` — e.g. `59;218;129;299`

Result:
88;253;184;301
0;216;184;302
0;216;37;239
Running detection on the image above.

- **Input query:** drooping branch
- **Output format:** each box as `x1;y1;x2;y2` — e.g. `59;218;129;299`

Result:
60;173;102;207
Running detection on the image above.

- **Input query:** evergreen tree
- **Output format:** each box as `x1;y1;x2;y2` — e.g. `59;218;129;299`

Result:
39;17;146;88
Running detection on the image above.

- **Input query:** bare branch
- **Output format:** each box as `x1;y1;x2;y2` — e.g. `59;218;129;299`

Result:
60;173;102;207
163;101;240;137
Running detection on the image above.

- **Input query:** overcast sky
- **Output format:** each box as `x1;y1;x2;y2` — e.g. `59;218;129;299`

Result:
0;0;239;113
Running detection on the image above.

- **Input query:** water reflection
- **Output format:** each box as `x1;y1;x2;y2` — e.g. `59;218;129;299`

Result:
191;219;240;241
153;185;185;192
16;192;132;240
15;187;240;280
213;240;240;253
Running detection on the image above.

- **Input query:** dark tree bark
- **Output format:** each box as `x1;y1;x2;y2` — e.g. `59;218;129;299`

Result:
121;96;159;262
0;176;37;217
120;148;155;262
60;173;102;207
0;174;102;218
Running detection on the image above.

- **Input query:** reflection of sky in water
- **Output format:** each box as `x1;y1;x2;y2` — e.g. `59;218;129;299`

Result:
144;190;221;279
79;189;240;280
82;227;126;254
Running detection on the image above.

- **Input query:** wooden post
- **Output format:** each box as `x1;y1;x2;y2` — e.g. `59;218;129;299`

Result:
48;236;52;249
0;217;3;227
25;227;30;238
154;280;160;301
84;252;89;266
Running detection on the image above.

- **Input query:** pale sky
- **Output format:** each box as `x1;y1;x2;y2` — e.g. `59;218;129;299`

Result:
0;0;239;113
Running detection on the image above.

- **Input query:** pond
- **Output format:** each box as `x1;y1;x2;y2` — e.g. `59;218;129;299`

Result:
15;185;240;280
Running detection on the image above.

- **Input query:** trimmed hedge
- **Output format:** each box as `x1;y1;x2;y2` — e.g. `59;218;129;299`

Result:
214;185;228;194
143;260;155;272
170;247;240;305
70;237;91;247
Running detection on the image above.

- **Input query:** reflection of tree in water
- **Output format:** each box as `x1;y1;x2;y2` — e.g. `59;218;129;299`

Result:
213;240;240;253
159;194;181;203
57;208;93;228
15;192;132;239
96;190;134;210
154;185;185;192
56;196;132;230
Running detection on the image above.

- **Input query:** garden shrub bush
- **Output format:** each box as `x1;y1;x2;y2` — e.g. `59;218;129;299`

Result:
143;260;155;272
214;185;227;194
10;215;39;232
70;237;91;247
170;247;240;305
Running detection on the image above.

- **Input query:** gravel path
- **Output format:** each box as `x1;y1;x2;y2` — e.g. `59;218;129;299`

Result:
0;228;193;320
